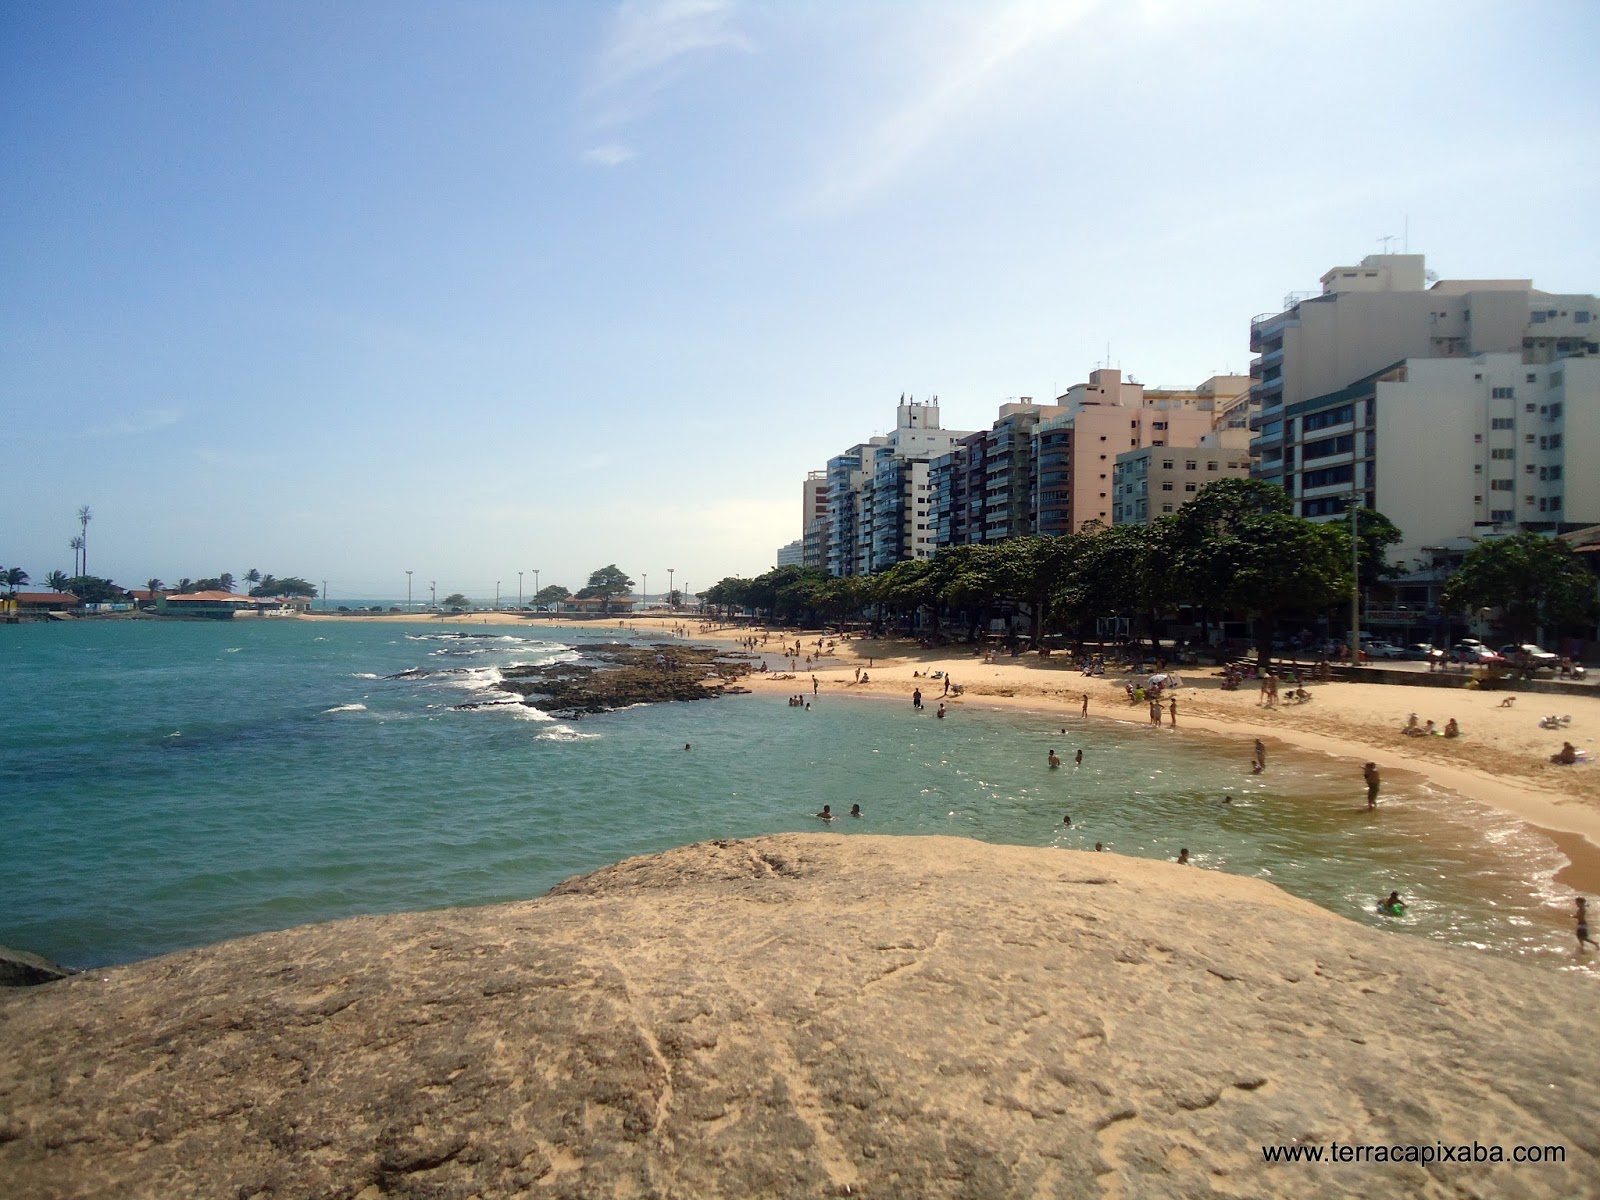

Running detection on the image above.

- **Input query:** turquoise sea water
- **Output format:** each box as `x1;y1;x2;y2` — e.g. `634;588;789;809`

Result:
0;618;1585;973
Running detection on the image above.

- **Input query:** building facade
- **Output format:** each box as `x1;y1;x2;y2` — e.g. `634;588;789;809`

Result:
1112;429;1252;525
1249;253;1599;562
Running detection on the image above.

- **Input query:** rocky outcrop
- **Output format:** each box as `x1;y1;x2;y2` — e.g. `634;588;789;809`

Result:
0;945;73;987
1;835;1596;1198
493;642;751;715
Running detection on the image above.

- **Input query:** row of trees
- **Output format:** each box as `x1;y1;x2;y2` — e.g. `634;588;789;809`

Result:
702;480;1596;662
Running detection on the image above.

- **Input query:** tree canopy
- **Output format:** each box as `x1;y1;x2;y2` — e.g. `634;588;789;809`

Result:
1443;532;1597;640
576;564;634;611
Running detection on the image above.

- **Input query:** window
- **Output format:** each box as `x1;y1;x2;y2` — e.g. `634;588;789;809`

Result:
1184;482;1197;492
1531;311;1547;323
1474;433;1483;443
1490;448;1515;460
1527;373;1538;383
1185;460;1197;470
1550;434;1563;449
1303;405;1354;432
1491;509;1514;521
1161;482;1173;491
1474;464;1482;473
1549;402;1563;417
1539;498;1548;512
1161;504;1173;514
1526;496;1537;506
1551;495;1563;509
1550;465;1563;480
1526;464;1537;474
1303;464;1354;488
1161;460;1174;469
1525;403;1537;413
1152;421;1167;430
1152;440;1164;446
1526;434;1536;443
1491;386;1515;399
1490;479;1514;491
1490;418;1515;430
1207;461;1218;471
1304;433;1356;460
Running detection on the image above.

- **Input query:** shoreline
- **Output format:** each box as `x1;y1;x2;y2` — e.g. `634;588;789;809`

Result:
297;610;1600;895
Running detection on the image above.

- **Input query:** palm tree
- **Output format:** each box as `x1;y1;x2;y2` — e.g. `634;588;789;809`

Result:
218;572;235;593
177;578;194;593
45;570;69;592
2;567;28;595
146;577;164;596
77;506;92;575
69;536;84;576
245;568;261;591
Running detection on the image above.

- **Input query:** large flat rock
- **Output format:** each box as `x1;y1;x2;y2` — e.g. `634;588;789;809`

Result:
1;834;1594;1198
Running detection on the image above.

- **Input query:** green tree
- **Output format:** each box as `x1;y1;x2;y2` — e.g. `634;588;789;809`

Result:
442;592;470;609
46;570;71;592
1442;532;1598;642
576;564;635;612
63;575;122;604
533;584;572;608
217;572;236;593
176;578;194;593
3;567;29;594
70;536;84;576
245;568;261;590
1222;514;1352;666
145;577;164;595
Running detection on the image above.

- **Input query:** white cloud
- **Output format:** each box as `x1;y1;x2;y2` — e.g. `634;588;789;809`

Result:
583;143;637;167
82;407;181;438
802;0;1107;213
579;0;753;155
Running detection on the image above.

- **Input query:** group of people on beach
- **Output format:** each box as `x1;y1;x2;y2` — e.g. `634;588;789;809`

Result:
1401;713;1461;739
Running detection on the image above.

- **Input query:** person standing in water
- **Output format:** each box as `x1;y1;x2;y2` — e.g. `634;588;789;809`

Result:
912;687;923;710
1577;898;1598;951
817;805;834;820
1364;762;1381;809
1081;693;1089;719
1253;739;1266;772
1048;749;1061;769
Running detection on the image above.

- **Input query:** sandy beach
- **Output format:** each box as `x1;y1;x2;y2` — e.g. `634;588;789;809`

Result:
302;609;1600;886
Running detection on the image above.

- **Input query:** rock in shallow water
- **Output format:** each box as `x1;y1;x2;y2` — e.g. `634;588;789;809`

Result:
0;834;1595;1198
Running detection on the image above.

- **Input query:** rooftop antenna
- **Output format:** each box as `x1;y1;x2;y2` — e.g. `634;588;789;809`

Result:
1378;234;1397;253
1403;213;1409;253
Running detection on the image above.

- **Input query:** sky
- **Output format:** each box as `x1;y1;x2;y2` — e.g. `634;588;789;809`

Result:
5;0;1599;603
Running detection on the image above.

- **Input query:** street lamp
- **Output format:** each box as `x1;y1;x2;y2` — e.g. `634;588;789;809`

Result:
642;572;648;612
518;571;524;608
495;580;501;608
430;580;436;610
532;569;539;611
668;568;675;610
406;570;413;612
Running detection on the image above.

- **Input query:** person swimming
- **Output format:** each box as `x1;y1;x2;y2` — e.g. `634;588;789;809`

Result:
1075;748;1083;765
1177;848;1190;865
817;805;834;820
849;804;862;818
1379;890;1405;915
1094;842;1103;852
1062;814;1071;826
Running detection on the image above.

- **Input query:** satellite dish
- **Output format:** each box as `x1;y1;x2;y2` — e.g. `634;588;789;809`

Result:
1425;269;1440;282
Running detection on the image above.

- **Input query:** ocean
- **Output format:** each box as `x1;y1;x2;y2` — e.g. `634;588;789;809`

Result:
0;618;1585;974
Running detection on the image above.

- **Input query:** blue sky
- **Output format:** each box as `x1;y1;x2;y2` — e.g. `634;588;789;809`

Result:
5;0;1598;602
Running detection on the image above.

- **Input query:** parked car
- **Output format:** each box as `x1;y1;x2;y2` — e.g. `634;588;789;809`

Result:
1499;643;1559;669
1403;643;1444;662
1364;641;1407;659
1452;641;1503;664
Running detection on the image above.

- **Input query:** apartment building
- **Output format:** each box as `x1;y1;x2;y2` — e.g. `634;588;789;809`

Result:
928;399;1069;547
775;539;804;568
1249;253;1599;560
1031;370;1249;534
1112;429;1252;525
817;398;974;576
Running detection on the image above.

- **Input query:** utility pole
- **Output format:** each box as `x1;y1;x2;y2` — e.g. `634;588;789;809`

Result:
322;580;328;612
495;580;501;609
430;580;436;610
668;568;675;610
642;572;648;610
406;570;413;612
1350;468;1361;669
518;570;524;608
532;569;539;609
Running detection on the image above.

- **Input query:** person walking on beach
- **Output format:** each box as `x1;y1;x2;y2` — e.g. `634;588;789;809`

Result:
812;675;818;695
1364;761;1381;808
943;675;950;697
1577;898;1598;951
